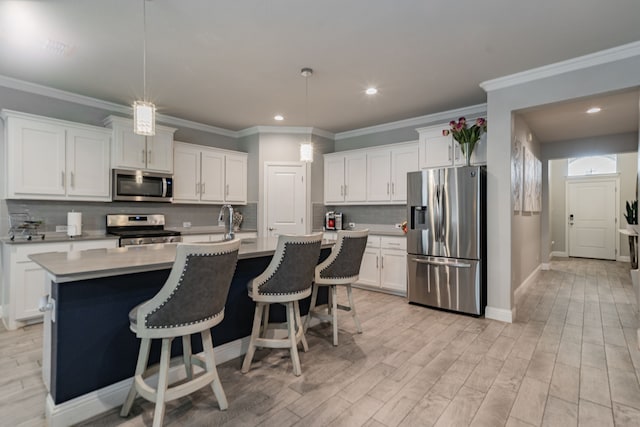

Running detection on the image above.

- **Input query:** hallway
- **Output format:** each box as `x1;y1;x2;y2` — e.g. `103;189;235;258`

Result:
1;258;639;426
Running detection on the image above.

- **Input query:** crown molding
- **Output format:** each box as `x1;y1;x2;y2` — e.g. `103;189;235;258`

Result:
480;40;640;92
0;74;237;138
334;103;487;140
237;125;334;139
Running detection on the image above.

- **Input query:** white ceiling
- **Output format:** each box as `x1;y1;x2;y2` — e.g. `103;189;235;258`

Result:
0;0;639;137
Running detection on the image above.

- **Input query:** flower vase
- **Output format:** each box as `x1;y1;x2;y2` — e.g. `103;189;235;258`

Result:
464;145;472;166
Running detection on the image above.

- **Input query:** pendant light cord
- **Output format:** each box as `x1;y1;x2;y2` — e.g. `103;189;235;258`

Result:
142;0;147;102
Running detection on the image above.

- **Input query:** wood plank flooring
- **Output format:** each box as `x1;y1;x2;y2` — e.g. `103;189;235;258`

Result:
1;257;639;426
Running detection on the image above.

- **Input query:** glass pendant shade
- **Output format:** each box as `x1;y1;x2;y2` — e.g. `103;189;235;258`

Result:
300;142;313;162
133;100;156;136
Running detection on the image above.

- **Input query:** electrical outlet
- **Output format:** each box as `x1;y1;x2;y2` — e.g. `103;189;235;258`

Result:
56;225;68;232
394;223;402;229
349;222;356;229
183;221;192;228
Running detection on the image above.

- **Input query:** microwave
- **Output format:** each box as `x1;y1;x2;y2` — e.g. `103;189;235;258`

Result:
112;169;173;202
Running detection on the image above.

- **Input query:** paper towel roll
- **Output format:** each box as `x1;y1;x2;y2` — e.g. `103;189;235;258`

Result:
67;212;82;237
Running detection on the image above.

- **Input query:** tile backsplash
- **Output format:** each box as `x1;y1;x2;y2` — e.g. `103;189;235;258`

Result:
315;203;406;229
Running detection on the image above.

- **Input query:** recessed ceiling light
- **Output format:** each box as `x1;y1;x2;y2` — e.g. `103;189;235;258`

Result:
586;107;601;114
274;115;284;121
365;87;378;95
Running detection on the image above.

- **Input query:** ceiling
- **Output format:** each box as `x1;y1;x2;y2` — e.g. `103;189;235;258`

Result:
0;0;639;137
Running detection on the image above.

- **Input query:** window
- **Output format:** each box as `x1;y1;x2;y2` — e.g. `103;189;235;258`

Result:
567;154;617;176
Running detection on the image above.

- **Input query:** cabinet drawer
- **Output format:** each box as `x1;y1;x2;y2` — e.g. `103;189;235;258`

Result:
70;240;118;251
365;236;381;248
14;243;70;263
380;236;406;251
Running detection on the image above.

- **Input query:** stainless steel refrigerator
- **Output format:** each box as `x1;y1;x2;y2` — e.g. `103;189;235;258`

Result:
406;167;486;316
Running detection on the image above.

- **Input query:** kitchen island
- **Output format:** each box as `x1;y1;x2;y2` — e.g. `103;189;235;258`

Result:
30;237;332;427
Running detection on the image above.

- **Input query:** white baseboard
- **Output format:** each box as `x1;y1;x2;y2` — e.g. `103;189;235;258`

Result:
485;306;513;323
617;255;631;262
514;264;542;302
46;335;250;427
541;263;550;271
550;251;568;259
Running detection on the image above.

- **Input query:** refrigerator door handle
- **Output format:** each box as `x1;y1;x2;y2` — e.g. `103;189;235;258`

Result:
411;258;471;268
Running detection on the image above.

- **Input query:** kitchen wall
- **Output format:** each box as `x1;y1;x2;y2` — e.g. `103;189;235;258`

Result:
548;151;637;258
511;114;542;294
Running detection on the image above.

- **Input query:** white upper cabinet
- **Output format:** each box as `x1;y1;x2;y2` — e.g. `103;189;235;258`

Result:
172;141;247;205
325;142;417;205
1;110;111;201
366;142;418;203
324;151;367;204
104;116;176;173
417;122;486;169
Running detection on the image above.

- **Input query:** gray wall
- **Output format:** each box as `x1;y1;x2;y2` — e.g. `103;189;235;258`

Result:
485;51;640;320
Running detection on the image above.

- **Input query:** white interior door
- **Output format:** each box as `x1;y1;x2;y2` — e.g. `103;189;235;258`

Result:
567;178;617;260
264;163;306;237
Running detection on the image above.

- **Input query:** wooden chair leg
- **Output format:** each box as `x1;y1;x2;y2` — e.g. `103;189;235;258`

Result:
331;285;339;346
202;329;228;410
182;335;193;380
261;303;270;338
346;284;362;333
120;337;151;417
294;301;308;352
152;338;172;427
242;302;264;374
304;284;319;332
287;302;302;376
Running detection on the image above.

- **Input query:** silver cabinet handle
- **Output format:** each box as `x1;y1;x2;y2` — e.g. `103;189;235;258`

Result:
376;255;379;269
340;185;344;196
202;182;206;194
147;149;152;165
412;258;471;268
141;149;146;164
448;146;452;161
386;242;401;246
387;183;390;195
225;184;229;196
381;256;384;269
196;183;200;194
344;185;348;196
70;171;74;188
392;182;395;194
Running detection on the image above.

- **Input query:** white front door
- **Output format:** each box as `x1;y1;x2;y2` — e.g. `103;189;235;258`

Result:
264;163;306;237
567;178;617;260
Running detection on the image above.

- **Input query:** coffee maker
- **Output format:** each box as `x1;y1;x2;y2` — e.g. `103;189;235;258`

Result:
325;211;344;230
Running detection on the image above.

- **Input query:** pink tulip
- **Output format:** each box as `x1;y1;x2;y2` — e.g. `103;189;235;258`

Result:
476;118;486;126
458;117;466;125
449;120;456;127
442;130;450;136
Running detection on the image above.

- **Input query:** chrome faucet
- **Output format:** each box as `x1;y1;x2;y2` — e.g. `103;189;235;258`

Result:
218;204;235;241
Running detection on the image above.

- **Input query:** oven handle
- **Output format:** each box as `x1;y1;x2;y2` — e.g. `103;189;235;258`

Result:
411;258;471;268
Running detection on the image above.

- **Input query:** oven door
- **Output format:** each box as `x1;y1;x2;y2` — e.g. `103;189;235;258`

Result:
407;254;483;315
112;169;172;202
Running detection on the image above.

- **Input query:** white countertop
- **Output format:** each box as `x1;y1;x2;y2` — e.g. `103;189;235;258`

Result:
29;237;334;283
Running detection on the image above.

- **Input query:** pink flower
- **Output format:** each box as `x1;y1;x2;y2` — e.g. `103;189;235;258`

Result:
449;120;456;127
458;117;466;125
475;118;486;127
454;122;464;132
442;129;450;136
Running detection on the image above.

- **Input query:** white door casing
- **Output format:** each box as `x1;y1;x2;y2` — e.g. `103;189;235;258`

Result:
566;177;618;260
264;163;306;237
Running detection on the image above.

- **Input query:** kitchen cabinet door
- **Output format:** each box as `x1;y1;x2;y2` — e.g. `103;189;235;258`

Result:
200;150;225;203
225;152;247;203
366;150;392;202
380;249;407;293
344;153;367;203
324;155;346;203
419;127;455;169
358;248;380;287
14;261;48;321
173;143;202;202
145;130;174;173
66;127;111;200
391;144;419;202
6;116;66;197
112;126;147;170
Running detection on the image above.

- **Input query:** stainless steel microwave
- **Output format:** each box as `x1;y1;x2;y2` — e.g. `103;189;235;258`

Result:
112;169;173;202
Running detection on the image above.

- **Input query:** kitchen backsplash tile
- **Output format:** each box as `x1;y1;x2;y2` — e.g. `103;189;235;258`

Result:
317;204;406;229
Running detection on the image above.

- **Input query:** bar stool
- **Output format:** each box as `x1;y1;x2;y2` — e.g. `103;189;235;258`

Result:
305;229;368;346
120;240;240;427
241;233;323;376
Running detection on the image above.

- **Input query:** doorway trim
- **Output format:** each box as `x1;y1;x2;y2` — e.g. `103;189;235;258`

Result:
564;173;620;261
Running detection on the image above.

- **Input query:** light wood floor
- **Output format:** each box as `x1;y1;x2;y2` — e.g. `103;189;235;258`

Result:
2;258;639;426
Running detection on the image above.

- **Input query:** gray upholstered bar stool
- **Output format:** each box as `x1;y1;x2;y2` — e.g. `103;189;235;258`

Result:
305;229;368;346
241;233;323;376
120;240;240;427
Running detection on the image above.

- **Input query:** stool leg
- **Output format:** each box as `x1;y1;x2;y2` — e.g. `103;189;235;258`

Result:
152;338;172;427
261;303;270;338
182;335;193;380
242;302;264;374
201;329;228;410
346;284;362;334
287;302;302;376
294;301;308;352
331;285;339;346
121;337;151;417
304;283;319;333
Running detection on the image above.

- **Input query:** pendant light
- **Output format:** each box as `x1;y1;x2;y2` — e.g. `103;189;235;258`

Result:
299;67;313;162
133;0;155;136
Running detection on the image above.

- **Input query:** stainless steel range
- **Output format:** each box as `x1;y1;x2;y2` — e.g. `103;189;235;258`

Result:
106;214;182;247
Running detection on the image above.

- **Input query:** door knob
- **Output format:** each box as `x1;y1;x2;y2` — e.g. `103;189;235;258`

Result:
268;227;275;231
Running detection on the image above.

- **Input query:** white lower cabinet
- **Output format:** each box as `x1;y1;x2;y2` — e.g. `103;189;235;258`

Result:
181;231;257;244
356;235;407;296
1;239;118;330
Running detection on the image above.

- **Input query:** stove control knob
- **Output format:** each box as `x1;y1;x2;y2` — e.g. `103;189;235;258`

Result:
129;239;136;245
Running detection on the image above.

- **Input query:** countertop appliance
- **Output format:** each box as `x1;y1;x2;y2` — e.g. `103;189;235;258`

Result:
325;211;344;230
406;167;486;316
112;169;173;202
106;214;181;247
